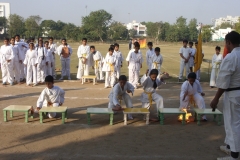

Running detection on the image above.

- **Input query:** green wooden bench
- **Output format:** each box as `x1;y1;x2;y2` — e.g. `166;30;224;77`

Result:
158;108;186;125
193;108;223;126
123;108;150;125
82;75;97;85
39;106;68;124
3;105;33;123
87;108;114;125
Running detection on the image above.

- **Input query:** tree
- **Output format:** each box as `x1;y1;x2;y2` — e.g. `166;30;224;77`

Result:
188;18;198;41
215;22;233;30
0;17;7;34
159;22;171;41
235;18;240;34
81;9;112;42
129;29;137;38
41;20;57;37
175;16;189;41
7;14;25;37
25;15;42;38
108;21;128;40
202;25;213;42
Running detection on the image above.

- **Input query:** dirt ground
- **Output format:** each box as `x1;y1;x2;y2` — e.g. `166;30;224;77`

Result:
0;81;227;160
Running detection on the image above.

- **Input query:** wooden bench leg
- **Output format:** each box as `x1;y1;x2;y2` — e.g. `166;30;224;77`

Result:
159;113;164;125
25;111;29;123
109;113;113;125
124;114;127;125
213;115;216;122
40;112;43;123
218;115;222;126
3;110;7;122
87;113;91;125
65;110;68;121
10;110;13;118
93;78;95;85
82;78;84;85
182;113;186;125
194;112;197;122
146;113;149;125
197;114;201;126
62;112;65;124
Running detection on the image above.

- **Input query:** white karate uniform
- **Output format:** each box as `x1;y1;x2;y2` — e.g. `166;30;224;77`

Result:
46;48;54;76
57;45;72;79
36;47;49;83
151;54;163;79
0;45;14;84
146;49;155;71
76;45;91;79
180;80;206;115
49;43;57;78
114;50;124;79
11;44;23;83
24;49;38;85
108;82;134;108
141;75;164;117
179;47;191;80
92;51;104;80
189;48;196;67
15;41;28;80
210;53;223;87
102;54;116;87
216;47;240;152
126;50;143;88
37;86;65;118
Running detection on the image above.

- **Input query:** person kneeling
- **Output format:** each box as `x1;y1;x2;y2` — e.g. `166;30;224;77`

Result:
108;75;134;119
31;75;65;118
180;72;207;121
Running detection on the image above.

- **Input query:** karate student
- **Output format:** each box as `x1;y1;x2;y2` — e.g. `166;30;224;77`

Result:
24;43;38;86
178;39;191;82
180;72;207;120
141;69;164;121
91;46;104;81
126;42;143;89
146;42;155;74
210;31;240;160
36;40;49;83
195;41;204;81
188;42;196;72
210;46;223;88
44;41;54;76
31;75;65;118
35;37;43;48
114;43;124;79
108;75;134;119
0;38;14;85
102;47;116;88
151;47;163;79
48;37;58;79
77;38;91;81
57;38;72;80
10;37;23;84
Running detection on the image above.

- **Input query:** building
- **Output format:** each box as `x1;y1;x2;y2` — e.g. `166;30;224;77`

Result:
125;20;147;37
212;27;233;41
0;2;10;34
214;16;239;28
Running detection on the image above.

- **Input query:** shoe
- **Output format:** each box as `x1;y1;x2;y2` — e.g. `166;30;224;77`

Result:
220;145;231;155
211;86;214;88
217;156;239;160
59;77;63;80
33;83;38;86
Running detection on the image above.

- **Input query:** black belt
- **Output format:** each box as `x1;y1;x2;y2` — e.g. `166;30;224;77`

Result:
225;87;240;92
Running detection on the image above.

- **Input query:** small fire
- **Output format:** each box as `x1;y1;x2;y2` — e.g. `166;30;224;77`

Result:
178;109;192;122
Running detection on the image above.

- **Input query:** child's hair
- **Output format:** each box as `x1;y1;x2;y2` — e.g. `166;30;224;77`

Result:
189;41;193;45
45;75;54;83
188;72;197;79
29;42;34;46
15;34;20;38
109;47;114;52
134;42;140;48
114;43;119;47
155;47;160;52
38;37;43;40
147;42;153;46
225;31;240;45
30;37;35;41
90;46;95;49
11;37;15;40
149;69;159;76
215;46;221;51
61;38;67;41
110;44;115;48
119;75;127;81
44;41;49;44
183;39;188;43
48;37;53;40
82;38;87;41
4;37;9;41
195;41;198;45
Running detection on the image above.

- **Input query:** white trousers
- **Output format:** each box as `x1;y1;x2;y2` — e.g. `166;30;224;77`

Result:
223;91;240;152
13;61;21;83
19;63;26;79
196;70;201;81
77;59;89;79
46;64;52;76
108;93;133;108
26;65;37;85
105;71;115;87
179;61;189;80
210;68;218;87
42;101;59;118
116;66;121;79
37;64;46;83
180;93;206;109
61;57;70;78
95;67;103;80
1;61;14;83
129;69;139;88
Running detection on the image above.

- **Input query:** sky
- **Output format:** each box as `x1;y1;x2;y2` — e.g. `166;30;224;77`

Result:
4;0;240;26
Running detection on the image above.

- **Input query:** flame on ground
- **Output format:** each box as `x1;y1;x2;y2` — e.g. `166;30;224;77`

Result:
178;109;192;122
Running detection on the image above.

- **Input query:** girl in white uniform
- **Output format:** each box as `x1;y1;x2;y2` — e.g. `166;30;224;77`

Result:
108;75;134;119
44;41;54;76
146;42;154;74
210;46;223;88
188;42;196;72
151;47;163;79
180;72;207;120
91;46;104;81
114;43;124;79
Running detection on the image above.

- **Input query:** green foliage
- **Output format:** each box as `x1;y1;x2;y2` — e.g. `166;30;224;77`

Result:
25;15;42;38
235;18;240;34
202;25;213;42
215;22;233;30
188;18;198;41
108;21;128;41
7;14;25;37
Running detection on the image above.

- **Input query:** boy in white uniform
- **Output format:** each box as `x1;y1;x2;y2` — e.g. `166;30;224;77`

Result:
31;75;65;118
77;38;91;81
114;43;124;79
180;72;207;120
0;38;14;85
188;42;196;72
178;39;191;82
10;37;23;84
126;42;143;89
210;46;222;88
57;38;72;80
146;42;154;74
210;31;240;160
48;37;57;79
90;46;104;81
24;43;38;86
44;41;54;76
151;47;163;79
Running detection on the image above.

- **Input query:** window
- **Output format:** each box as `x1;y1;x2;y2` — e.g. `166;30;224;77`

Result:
139;31;145;35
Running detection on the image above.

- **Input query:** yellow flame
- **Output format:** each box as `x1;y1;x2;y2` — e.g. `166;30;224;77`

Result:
178;109;192;122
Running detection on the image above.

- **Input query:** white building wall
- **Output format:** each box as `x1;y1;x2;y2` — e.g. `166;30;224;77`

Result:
214;15;239;27
212;27;233;41
0;3;10;34
125;20;147;37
